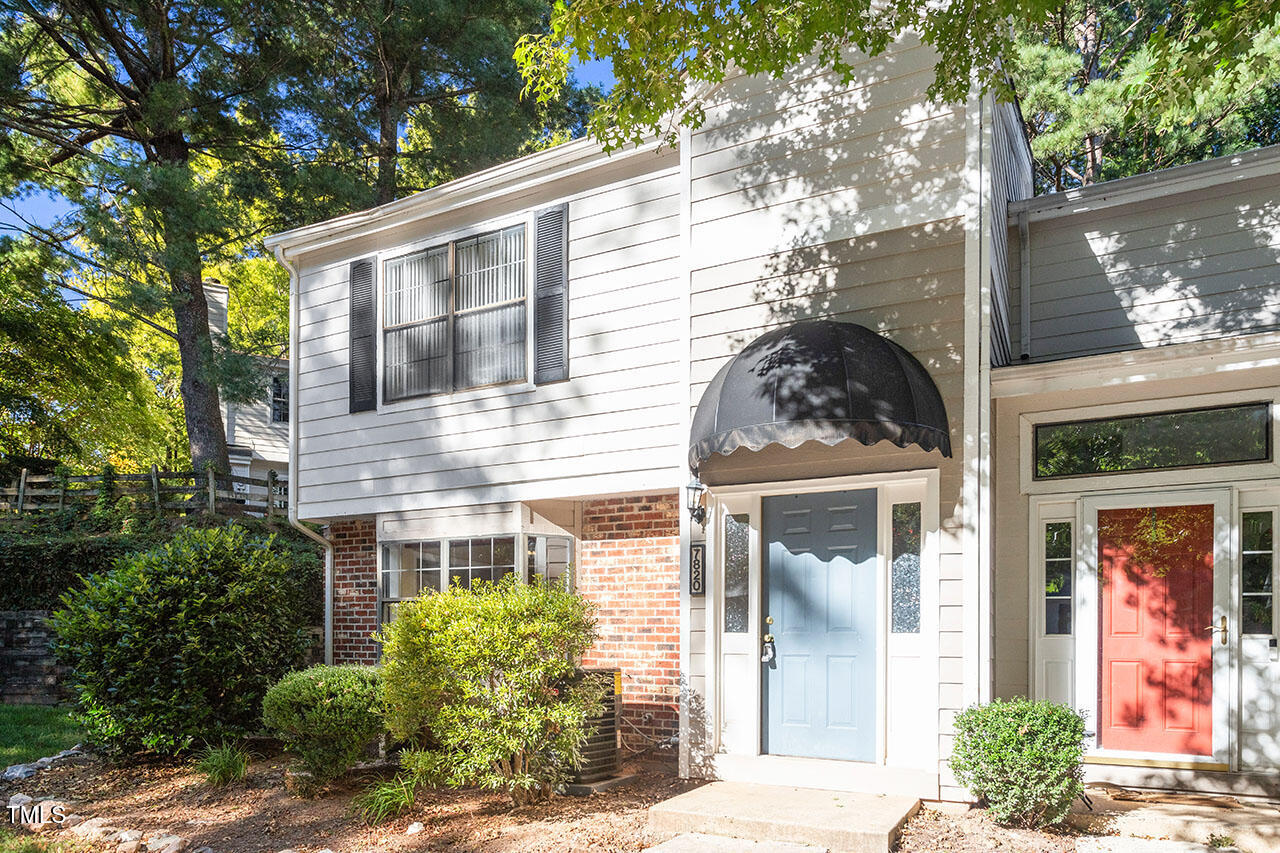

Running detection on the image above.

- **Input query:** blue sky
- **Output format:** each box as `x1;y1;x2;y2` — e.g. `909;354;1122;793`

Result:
4;56;614;234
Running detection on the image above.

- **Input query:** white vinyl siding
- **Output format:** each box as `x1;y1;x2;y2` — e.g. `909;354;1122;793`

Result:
291;156;683;519
1008;169;1280;362
226;365;289;466
686;37;968;796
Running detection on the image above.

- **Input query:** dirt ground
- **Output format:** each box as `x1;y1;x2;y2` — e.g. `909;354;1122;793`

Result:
895;806;1079;853
4;752;700;853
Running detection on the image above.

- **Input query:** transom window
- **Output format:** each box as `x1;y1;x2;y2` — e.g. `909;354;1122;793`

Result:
1034;402;1271;480
1242;511;1275;636
383;224;527;401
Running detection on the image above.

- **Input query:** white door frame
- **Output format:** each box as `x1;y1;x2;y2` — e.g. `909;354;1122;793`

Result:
1076;487;1234;769
703;469;941;793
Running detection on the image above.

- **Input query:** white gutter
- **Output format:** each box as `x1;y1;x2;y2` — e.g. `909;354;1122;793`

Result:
275;243;334;665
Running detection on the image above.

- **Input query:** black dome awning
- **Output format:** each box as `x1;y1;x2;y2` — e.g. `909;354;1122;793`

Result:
689;319;952;471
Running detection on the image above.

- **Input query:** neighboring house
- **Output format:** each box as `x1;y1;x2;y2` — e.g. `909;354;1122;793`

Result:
203;281;290;485
266;34;1280;802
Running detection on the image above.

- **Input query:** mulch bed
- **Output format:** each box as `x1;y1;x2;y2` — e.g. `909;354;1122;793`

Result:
895;806;1079;852
3;752;699;853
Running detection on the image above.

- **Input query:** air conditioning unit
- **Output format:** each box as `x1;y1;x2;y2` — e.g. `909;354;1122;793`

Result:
571;667;622;784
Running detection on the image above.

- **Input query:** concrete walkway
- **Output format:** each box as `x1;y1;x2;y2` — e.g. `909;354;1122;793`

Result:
1069;788;1280;853
646;782;919;853
1077;839;1243;853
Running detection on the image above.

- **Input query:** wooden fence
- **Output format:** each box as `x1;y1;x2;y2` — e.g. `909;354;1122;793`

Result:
0;466;287;519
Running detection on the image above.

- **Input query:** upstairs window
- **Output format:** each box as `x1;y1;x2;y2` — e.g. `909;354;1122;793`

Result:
270;375;289;423
383;224;526;401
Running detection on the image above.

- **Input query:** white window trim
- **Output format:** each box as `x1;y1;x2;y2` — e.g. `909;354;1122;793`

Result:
1020;387;1280;496
374;211;537;410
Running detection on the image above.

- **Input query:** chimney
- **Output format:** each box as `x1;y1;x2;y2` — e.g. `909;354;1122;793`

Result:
203;278;230;338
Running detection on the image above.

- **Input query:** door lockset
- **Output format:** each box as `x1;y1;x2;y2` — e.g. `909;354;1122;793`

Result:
761;631;776;663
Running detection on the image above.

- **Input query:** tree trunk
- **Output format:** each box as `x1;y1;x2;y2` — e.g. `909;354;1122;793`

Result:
376;94;400;205
152;133;231;474
1075;4;1103;184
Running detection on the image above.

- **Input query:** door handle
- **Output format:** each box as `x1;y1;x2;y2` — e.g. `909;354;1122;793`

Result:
761;633;776;664
1204;616;1227;645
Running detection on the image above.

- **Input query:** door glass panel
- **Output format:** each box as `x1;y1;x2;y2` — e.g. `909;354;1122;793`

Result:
891;503;922;633
1242;511;1274;635
724;513;750;633
1044;521;1073;635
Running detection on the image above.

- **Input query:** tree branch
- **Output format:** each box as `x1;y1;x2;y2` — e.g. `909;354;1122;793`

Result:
57;279;179;341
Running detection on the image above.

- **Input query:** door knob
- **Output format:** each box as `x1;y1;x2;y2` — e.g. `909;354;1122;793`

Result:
1204;616;1227;645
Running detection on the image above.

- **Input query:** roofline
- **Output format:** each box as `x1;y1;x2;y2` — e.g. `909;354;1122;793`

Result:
1007;143;1280;225
265;134;668;257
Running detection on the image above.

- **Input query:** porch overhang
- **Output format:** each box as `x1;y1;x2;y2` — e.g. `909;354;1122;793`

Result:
688;319;952;471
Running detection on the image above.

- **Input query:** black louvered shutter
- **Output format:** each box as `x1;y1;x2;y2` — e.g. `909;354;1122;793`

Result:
533;204;569;384
348;258;376;412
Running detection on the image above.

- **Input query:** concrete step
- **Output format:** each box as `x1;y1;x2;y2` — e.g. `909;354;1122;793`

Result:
644;833;826;853
647;782;920;853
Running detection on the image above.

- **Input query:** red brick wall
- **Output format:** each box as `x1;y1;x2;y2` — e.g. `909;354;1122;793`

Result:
576;492;681;754
330;517;378;664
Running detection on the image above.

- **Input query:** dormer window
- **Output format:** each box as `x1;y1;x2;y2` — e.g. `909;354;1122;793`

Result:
383;224;527;401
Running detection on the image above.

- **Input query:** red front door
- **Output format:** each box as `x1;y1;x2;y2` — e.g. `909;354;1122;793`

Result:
1098;504;1215;756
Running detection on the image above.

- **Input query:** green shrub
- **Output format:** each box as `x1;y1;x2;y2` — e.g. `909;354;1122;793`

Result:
351;775;417;825
380;577;604;806
194;742;250;786
0;513;322;621
949;697;1086;828
50;525;312;755
262;665;383;794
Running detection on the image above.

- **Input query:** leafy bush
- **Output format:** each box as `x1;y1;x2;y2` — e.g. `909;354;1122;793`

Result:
50;525;312;755
380;577;604;806
194;743;250;786
262;665;383;794
949;697;1086;828
0;513;322;622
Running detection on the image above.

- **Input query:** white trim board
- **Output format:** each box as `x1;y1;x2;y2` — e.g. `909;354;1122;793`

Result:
991;330;1280;399
1007;143;1280;224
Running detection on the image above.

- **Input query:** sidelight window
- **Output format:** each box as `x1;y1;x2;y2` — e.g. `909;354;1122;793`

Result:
1242;511;1275;636
1043;521;1073;635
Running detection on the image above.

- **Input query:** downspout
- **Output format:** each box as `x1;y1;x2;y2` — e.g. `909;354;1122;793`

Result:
274;244;334;665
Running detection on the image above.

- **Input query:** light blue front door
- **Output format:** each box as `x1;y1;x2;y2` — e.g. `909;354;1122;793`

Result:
762;489;878;761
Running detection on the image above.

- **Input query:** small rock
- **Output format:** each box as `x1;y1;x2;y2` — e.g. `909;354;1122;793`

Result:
406;822;425;835
33;757;54;768
34;799;71;825
61;814;86;828
117;829;144;843
144;835;186;853
190;847;214;853
118;842;143;853
7;793;33;810
71;818;118;842
2;763;36;782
